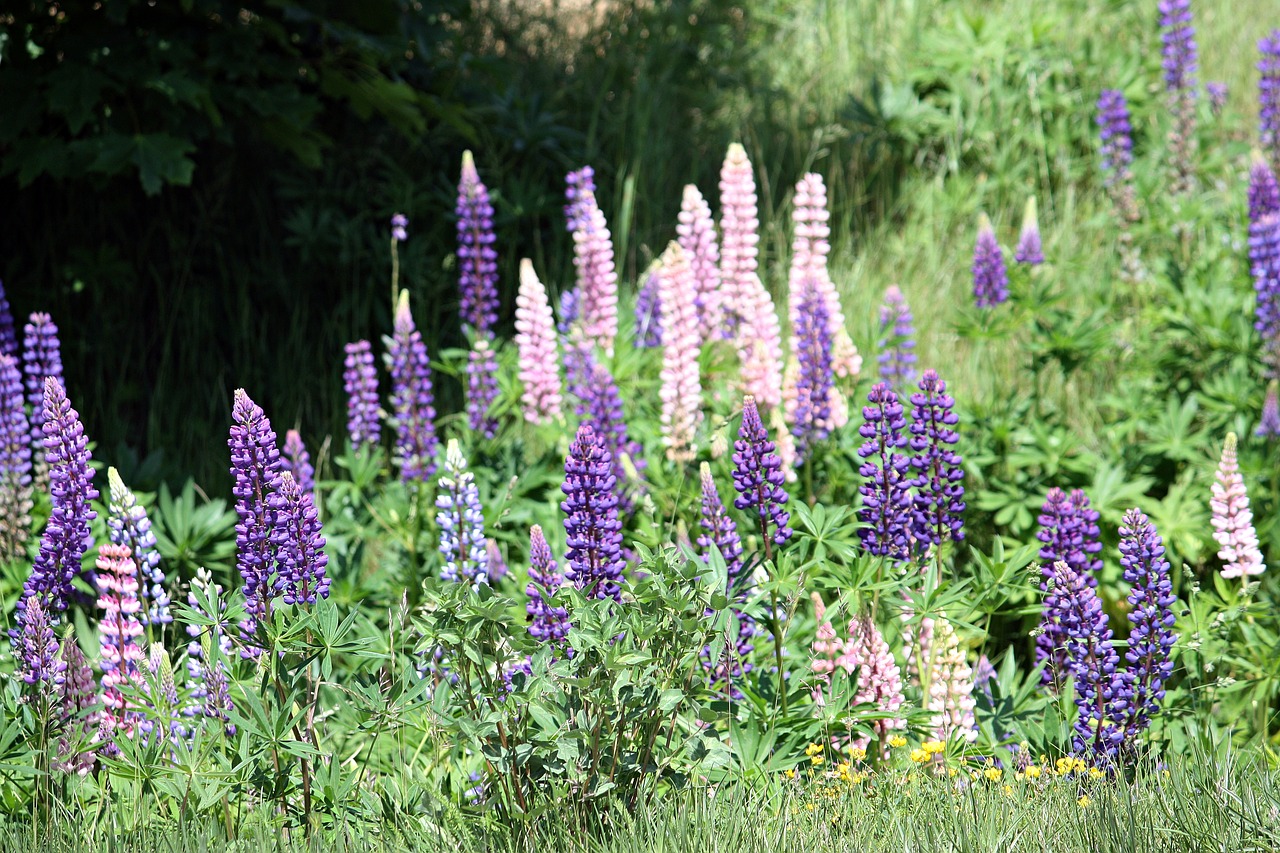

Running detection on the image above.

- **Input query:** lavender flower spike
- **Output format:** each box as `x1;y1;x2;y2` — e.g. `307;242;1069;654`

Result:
0;282;16;358
1113;508;1177;743
343;340;381;449
1014;196;1044;265
391;213;408;243
972;213;1009;307
282;429;316;495
386;291;439;480
0;353;32;563
1035;487;1103;691
731;396;792;554
526;524;569;645
457;151;500;335
634;264;663;348
1251;209;1280;368
436;439;489;587
562;423;624;602
1249;152;1280;225
1206;81;1227;117
269;471;330;605
107;467;171;627
877;285;917;392
1258;380;1280;439
22;312;62;481
856;383;912;560
1258;30;1280;173
1053;559;1123;760
229;389;283;641
466;336;500;440
1160;0;1199;194
17;595;63;688
789;275;834;463
908;370;965;549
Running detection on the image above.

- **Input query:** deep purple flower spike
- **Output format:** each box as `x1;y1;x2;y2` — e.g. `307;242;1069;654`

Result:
1035;488;1103;691
1113;509;1177;743
281;429;316;495
228;389;283;644
386;292;439;480
790;276;834;464
856;383;912;560
908;370;965;549
0;353;32;562
1260;32;1280;172
731;396;792;555
1160;0;1199;194
269;471;330;606
343;340;381;450
22;313;62;478
457;151;500;335
877;285;917;392
562;423;624;602
526;524;570;645
972;214;1009;307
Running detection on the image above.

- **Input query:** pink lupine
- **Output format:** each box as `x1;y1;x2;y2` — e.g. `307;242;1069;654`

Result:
788;173;860;380
810;593;842;705
658;242;702;462
677;184;722;341
572;190;619;356
920;616;977;743
97;542;144;737
736;273;784;411
845;613;906;759
514;260;562;424
718;143;760;337
1211;432;1265;580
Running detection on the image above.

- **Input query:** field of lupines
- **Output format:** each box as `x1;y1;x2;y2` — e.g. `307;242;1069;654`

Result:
6;1;1280;850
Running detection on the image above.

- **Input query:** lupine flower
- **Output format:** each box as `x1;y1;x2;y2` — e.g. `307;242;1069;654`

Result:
515;260;563;425
909;370;965;548
146;645;183;740
558;287;580;337
1262;32;1280;172
856;383;912;560
736;273;785;411
1258;381;1280;438
485;539;508;583
789;173;860;379
22;312;62;478
972;214;1009;307
0;353;32;563
698;462;745;586
436;439;489;587
920;616;977;743
1097;89;1145;280
789;276;834;463
846;613;907;759
282;429;316;495
1113;509;1177;743
386;292;439;481
634;265;663;348
973;654;997;699
269;471;330;605
564;166;596;233
391;213;408;243
562;424;624;602
571;185;619;356
19;377;97;620
185;567;234;733
1052;559;1123;760
718;143;759;337
809;593;843;704
573;354;643;512
466;336;500;440
1036;487;1103;690
17;595;62;688
877;285;917;392
678;184;722;341
55;638;97;775
457;151;500;335
107;467;170;627
770;404;798;483
1211;433;1265;579
731;396;792;553
229;388;282;640
526;524;569;645
1014;196;1044;265
0;282;16;358
657;242;703;463
97;542;144;735
1160;0;1199;194
343;340;380;449
1249;152;1280;224
1251;211;1280;365
1204;81;1226;117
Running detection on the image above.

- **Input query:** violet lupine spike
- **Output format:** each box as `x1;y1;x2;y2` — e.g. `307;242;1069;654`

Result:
564;166;597;233
485;539;508;584
0;282;15;358
789;275;834;464
0;353;32;563
634;265;663;348
55;637;97;776
1014;196;1044;265
526;524;569;645
343;340;381;450
922;616;978;743
1097;90;1144;283
269;471;330;605
1035;487;1103;691
736;273;785;411
18;377;97;620
229;388;283;644
457;150;500;335
877;285;917;392
700;463;754;692
788;172;860;380
1248;152;1280;224
677;184;723;342
1113;509;1177;744
973;654;997;700
22;312;63;478
574;355;644;512
1159;0;1199;195
718;143;759;338
391;213;408;243
1262;32;1280;173
107;467;170;627
1206;81;1227;117
17;595;63;688
856;383;912;560
1250;211;1280;367
1052;559;1123;760
97;542;144;735
731;396;792;551
846;613;907;760
571;188;619;357
1211;433;1265;580
1258;381;1280;439
561;423;624;602
972;213;1009;307
657;242;703;463
466;336;500;440
281;429;316;495
514;260;563;425
435;439;489;587
908;370;965;549
386;292;439;481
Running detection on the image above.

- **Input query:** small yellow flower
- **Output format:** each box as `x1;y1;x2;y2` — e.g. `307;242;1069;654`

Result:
923;740;947;755
785;769;797;779
806;803;817;812
851;772;868;784
1002;784;1014;797
1077;795;1091;809
849;746;867;761
889;735;908;749
1025;765;1042;780
984;767;1002;782
1089;767;1106;779
946;767;958;778
805;742;824;757
810;755;825;767
910;748;929;764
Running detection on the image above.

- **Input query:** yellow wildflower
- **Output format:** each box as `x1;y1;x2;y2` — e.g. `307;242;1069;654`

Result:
1003;784;1014;797
984;767;1002;782
810;755;825;767
923;740;947;755
889;735;908;749
805;742;824;757
910;749;929;763
1077;795;1091;809
785;769;797;779
1089;767;1106;779
1025;765;1042;780
848;746;868;761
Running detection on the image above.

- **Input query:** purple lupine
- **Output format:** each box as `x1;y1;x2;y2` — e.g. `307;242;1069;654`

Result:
562;424;624;602
0;282;16;358
386;292;439;480
343;340;381;449
699;462;754;690
634;266;663;348
228;388;283;643
281;430;316;495
877;285;917;392
107;467;170;628
184;567;234;734
22;313;62;478
1053;559;1123;760
526;524;569;645
17;595;63;687
1014;197;1044;265
1249;154;1280;225
731;396;792;556
908;370;965;548
466;336;500;440
572;355;644;512
790;276;833;464
269;471;330;605
1098;90;1135;184
436;440;489;587
391;213;408;243
1035;488;1103;691
856;383;912;560
55;638;97;775
1262;32;1280;172
1258;381;1280;438
0;353;32;563
1251;211;1280;365
457;151;500;334
973;654;997;700
558;287;580;337
972;214;1009;307
565;166;597;233
1206;82;1227;117
1112;509;1177;744
1160;0;1199;194
18;377;97;619
485;539;508;584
